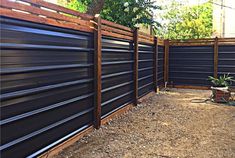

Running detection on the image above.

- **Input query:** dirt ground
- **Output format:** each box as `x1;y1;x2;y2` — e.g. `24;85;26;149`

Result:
54;89;235;158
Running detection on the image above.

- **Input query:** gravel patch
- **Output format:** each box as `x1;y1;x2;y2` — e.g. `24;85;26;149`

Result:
54;88;235;158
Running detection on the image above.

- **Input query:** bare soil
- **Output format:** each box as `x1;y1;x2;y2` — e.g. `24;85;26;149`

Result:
54;89;235;158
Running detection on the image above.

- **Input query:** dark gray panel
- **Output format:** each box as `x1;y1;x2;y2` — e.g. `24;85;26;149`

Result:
218;45;235;87
0;17;94;158
101;36;134;117
169;46;214;86
138;42;154;97
157;46;164;86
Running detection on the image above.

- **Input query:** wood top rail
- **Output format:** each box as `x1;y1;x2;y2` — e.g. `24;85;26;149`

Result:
171;37;235;42
170;38;215;42
169;39;215;46
20;0;93;20
170;38;235;46
139;31;153;38
218;38;235;45
101;19;136;41
0;7;94;33
101;30;133;41
158;39;164;46
139;35;154;41
139;38;154;45
101;25;133;37
138;37;164;46
101;19;132;32
0;0;92;27
0;0;94;33
159;38;235;46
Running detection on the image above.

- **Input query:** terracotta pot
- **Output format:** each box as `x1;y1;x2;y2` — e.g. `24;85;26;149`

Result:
211;87;231;103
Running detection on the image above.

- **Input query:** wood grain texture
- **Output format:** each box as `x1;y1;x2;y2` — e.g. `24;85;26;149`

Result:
139;37;154;44
133;28;139;105
169;38;235;46
214;37;219;78
101;19;132;32
139;31;153;38
101;30;133;40
164;40;169;83
101;25;133;37
20;0;93;20
153;37;158;92
0;8;93;33
94;14;102;129
157;38;165;46
0;0;92;27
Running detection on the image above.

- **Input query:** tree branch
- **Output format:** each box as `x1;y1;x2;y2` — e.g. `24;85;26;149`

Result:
86;0;105;16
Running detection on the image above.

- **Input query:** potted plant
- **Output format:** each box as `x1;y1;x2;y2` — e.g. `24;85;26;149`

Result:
208;74;235;103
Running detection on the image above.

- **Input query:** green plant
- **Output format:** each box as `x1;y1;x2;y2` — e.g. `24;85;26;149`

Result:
154;1;213;39
59;0;161;29
208;74;235;87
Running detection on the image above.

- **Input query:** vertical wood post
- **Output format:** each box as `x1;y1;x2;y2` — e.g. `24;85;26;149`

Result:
214;37;219;78
164;39;169;84
153;36;158;92
94;14;101;129
133;28;139;105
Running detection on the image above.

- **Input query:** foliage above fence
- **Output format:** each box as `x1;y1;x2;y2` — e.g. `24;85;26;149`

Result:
156;1;213;39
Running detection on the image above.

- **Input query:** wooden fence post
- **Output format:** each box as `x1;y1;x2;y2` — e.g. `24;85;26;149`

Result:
153;36;158;92
133;27;139;105
94;14;102;129
164;39;169;84
214;37;218;78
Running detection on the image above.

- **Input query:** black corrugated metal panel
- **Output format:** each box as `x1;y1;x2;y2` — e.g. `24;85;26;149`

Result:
169;46;214;86
138;43;154;97
218;45;235;87
101;36;134;117
0;17;94;158
157;46;164;86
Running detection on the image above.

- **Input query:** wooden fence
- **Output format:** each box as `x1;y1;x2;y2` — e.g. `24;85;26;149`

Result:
169;38;235;89
0;0;235;157
0;0;164;157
